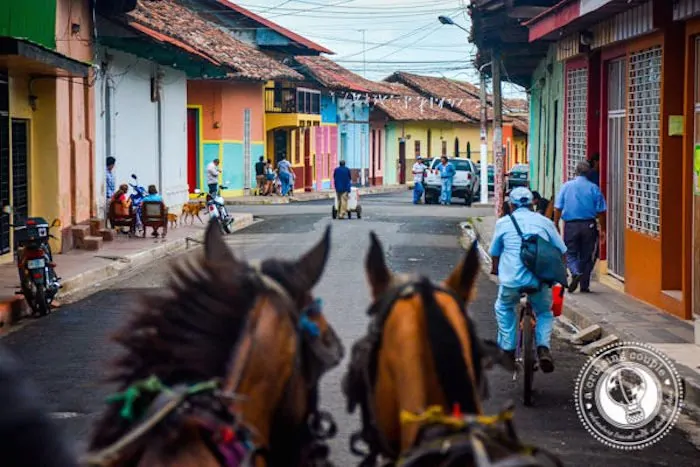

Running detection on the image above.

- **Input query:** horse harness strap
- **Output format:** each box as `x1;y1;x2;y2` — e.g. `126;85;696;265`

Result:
343;280;467;465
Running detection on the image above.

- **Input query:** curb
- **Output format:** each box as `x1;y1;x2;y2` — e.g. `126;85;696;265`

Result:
224;185;409;206
0;214;254;334
458;221;700;418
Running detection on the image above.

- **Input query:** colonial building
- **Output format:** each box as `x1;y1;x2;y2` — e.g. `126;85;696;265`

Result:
0;0;132;256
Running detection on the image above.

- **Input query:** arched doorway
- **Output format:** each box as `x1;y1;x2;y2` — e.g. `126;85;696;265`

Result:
454;137;460;157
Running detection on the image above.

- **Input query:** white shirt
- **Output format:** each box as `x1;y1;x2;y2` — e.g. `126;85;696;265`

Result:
412;162;426;183
206;162;220;184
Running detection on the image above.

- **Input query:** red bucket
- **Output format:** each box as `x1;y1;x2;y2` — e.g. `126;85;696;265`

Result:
551;284;564;317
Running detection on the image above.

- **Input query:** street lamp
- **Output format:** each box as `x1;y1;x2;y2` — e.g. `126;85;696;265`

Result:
437;15;489;205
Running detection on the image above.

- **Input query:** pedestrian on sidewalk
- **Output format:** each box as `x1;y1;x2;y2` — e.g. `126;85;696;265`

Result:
105;156;116;227
333;160;352;219
412;156;427;204
490;187;567;372
554;160;607;293
255;156;266;195
278;155;292;196
437;156;455;205
206;158;221;195
0;344;78;467
143;185;164;238
263;159;275;196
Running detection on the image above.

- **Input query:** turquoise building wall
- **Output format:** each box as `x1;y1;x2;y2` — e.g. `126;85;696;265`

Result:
529;44;564;200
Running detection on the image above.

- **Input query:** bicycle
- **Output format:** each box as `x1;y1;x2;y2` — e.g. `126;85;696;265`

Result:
513;287;539;406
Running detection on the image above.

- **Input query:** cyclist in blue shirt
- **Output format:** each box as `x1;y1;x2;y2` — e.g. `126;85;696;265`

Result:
490;187;567;372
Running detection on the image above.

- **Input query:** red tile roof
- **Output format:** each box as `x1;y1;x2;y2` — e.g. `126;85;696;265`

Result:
372;83;470;123
124;0;303;80
295;55;396;94
214;0;333;54
386;72;529;133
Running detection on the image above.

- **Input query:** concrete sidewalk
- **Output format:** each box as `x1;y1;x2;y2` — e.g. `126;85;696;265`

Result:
224;184;408;205
460;216;700;414
0;214;254;332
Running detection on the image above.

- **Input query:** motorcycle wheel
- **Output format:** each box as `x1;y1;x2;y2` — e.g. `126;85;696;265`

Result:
34;284;50;317
222;219;232;234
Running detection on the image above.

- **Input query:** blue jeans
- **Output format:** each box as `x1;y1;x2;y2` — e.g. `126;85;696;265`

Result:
440;178;453;204
279;172;291;196
413;181;424;204
494;285;553;351
208;183;218;196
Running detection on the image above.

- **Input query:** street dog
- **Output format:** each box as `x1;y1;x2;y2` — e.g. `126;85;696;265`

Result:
180;201;206;225
167;213;178;229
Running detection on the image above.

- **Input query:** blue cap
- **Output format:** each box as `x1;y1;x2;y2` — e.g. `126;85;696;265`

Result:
509;187;533;208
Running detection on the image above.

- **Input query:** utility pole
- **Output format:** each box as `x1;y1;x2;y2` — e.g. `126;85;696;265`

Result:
479;64;489;205
492;49;504;218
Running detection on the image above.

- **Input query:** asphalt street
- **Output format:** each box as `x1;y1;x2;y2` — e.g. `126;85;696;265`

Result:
2;192;699;466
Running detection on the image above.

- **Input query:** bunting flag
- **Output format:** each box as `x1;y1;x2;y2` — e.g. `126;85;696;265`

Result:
332;92;465;113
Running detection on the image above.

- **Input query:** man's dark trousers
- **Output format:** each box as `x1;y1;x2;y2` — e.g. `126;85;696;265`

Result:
564;220;598;290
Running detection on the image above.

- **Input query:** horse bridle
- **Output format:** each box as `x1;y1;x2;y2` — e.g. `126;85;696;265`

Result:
344;277;468;467
221;262;338;466
343;278;563;467
81;263;337;467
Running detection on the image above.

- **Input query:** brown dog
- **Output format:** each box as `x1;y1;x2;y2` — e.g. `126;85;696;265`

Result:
180;201;206;225
167;213;178;229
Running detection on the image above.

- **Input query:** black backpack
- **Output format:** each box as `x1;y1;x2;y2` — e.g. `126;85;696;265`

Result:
508;214;568;287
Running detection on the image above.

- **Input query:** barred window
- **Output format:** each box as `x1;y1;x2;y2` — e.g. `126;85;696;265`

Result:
566;67;588;180
627;46;661;236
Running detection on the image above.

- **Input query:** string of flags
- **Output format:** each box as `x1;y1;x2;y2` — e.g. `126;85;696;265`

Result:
329;90;465;113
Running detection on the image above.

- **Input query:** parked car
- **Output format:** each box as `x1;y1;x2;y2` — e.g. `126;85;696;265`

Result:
507;164;530;190
424;157;479;206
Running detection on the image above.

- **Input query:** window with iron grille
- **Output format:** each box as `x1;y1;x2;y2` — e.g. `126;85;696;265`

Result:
627;46;661;236
566;67;588;180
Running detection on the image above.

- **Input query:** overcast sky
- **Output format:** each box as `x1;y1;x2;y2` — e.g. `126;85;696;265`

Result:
229;0;526;98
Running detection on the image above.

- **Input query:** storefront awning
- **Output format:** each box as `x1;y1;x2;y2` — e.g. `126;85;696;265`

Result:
0;37;91;77
526;0;648;42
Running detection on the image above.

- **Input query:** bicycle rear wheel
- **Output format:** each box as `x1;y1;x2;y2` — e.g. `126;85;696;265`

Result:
522;307;535;406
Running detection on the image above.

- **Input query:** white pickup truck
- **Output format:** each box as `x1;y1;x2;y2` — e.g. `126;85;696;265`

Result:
423;157;479;206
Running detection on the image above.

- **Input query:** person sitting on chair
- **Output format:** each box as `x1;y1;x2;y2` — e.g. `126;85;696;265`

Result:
143;185;165;238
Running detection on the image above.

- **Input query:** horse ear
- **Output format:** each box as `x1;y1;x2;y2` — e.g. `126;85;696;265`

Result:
444;241;480;302
204;219;236;264
295;225;332;290
365;232;391;299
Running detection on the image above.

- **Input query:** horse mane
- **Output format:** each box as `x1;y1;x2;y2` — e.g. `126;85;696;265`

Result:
419;278;482;414
88;253;269;451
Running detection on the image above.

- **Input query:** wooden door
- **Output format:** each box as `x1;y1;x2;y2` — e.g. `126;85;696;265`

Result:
398;141;406;185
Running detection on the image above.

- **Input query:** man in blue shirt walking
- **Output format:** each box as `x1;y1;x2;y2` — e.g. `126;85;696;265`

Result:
490;187;567;371
333;160;352;219
554;161;607;293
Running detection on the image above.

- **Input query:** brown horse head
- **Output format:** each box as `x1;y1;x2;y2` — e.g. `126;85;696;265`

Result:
343;233;513;460
85;221;343;467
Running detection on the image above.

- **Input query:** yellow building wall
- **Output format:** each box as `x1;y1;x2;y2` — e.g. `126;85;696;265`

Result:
393;122;491;182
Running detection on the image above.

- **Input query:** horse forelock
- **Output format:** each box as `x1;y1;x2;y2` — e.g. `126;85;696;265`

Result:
88;251;304;453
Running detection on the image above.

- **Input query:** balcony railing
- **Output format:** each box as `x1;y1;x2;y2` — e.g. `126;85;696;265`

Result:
265;87;321;114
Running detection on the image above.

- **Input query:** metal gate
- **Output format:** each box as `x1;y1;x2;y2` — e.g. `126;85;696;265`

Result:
627;46;661;237
11;119;29;223
566;68;588;180
0;73;10;255
243;108;251;193
607;58;627;279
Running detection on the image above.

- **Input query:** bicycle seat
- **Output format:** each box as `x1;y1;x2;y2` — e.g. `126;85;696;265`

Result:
518;287;540;297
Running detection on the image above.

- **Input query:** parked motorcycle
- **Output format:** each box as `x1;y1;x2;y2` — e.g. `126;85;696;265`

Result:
3;206;62;317
129;174;147;235
195;186;234;234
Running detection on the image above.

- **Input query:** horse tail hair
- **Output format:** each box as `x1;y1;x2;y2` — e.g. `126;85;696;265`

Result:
419;277;479;414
